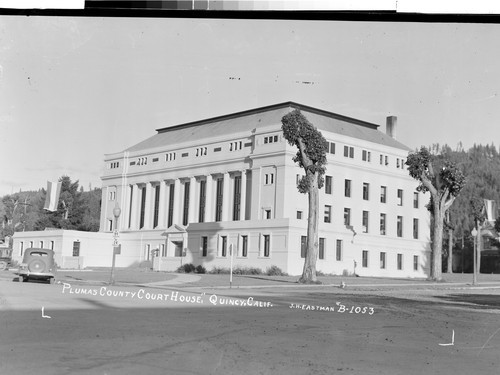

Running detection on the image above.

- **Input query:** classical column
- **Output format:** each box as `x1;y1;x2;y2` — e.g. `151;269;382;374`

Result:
222;172;230;222
188;176;196;224
130;184;140;229
158;180;167;228
120;185;131;231
172;178;181;226
205;174;213;222
240;170;247;221
143;182;153;229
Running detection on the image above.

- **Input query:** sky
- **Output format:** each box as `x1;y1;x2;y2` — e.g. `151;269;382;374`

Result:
1;15;500;196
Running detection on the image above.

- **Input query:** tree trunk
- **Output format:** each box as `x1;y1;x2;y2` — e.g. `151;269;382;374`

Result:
446;227;453;273
299;172;319;284
431;199;444;280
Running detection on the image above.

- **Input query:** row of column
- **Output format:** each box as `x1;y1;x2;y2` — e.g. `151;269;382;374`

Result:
119;170;248;231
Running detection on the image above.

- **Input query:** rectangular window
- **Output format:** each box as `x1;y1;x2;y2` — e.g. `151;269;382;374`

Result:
363;182;369;200
380;186;387;203
397;158;400;168
199;180;206;223
344;146;354;158
265;209;272;219
233;175;241;221
263;235;270;257
362;150;371;162
413;192;419;209
241;235;248;257
397;189;403;206
40;241;44;248
183;181;190;226
344;179;351;197
215;178;224;222
397;216;403;237
319;238;325;260
20;241;24;256
380;252;386;269
202;236;208;257
380;213;386;235
29;241;33;248
50;241;54;250
397;254;403;270
139;186;146;229
221;236;227;257
344;208;351;226
108;219;113;231
161;243;166;257
296;211;303;219
362;250;369;268
413;255;419;271
324;205;331;223
72;241;80;257
168;184;175;227
325;175;332;194
413;218;419;239
301;236;307;258
336;240;343;261
265;173;274;185
153;185;160;228
329;142;336;154
146;244;151;260
380;154;383;165
385;155;389;165
362;211;369;233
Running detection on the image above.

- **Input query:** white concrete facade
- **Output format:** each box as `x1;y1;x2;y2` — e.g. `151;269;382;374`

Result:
13;102;431;276
97;102;431;277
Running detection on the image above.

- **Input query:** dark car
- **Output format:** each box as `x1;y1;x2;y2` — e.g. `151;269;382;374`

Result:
18;248;57;284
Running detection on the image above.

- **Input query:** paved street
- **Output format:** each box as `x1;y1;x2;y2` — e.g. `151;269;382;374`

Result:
1;270;500;375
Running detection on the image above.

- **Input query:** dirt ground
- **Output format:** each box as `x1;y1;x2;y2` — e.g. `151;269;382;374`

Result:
1;272;500;375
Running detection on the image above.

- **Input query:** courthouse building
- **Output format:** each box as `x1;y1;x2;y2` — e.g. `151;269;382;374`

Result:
97;101;430;277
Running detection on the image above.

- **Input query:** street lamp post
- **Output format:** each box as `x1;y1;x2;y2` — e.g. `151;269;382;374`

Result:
471;227;477;286
110;203;121;285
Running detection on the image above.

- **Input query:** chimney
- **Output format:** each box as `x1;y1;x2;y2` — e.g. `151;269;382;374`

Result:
386;116;397;139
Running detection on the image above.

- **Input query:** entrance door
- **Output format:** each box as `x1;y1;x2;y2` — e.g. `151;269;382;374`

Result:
173;241;183;257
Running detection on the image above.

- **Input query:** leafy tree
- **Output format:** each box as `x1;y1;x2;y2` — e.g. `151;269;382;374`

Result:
406;147;466;280
281;109;328;283
470;197;487;275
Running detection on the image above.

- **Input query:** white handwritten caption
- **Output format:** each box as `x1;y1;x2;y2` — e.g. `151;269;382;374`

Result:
289;303;375;315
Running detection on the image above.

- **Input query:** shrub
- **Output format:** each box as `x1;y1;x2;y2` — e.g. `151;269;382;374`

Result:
315;270;326;276
209;266;230;274
266;265;287;276
233;266;262;275
195;265;206;274
177;263;196;273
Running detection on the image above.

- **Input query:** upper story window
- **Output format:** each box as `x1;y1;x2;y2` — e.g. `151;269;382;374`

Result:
265;173;274;185
344;145;354;158
380;186;387;203
229;141;243;151
328;142;336;154
413;192;419;209
136;157;147;166
362;150;371;162
344;179;351;197
195;147;207;157
109;162;120;169
325;176;332;194
362;183;369;200
264;135;279;144
108;191;116;201
165;152;176;161
380;154;389;166
397;189;403;206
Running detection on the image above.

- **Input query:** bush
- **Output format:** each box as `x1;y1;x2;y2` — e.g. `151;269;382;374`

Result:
177;263;196;273
195;265;206;274
233;266;262;275
266;265;287;276
209;266;230;274
315;270;326;276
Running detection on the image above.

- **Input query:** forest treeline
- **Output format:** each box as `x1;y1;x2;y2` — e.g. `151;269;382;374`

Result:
0;176;101;242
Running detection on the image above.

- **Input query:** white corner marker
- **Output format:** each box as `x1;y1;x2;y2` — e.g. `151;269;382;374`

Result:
439;330;454;346
41;306;51;319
